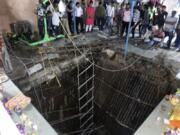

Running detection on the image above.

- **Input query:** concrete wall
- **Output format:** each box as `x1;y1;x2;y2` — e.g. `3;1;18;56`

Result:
0;0;38;31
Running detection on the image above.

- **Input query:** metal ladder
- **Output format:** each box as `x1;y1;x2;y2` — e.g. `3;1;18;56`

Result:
77;55;95;135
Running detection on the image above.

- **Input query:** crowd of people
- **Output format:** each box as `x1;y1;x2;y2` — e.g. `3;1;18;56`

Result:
36;0;180;52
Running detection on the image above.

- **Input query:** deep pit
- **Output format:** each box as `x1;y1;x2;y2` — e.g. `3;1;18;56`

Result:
9;46;177;135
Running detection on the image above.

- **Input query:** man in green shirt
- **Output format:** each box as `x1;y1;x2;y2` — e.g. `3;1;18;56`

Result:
95;2;106;31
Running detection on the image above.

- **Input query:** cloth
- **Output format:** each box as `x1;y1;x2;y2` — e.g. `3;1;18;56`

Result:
175;33;180;48
38;17;44;38
86;6;95;25
140;24;149;36
131;21;140;38
106;16;113;27
118;8;125;19
164;31;174;48
96;5;106;18
46;5;54;13
52;11;61;26
37;4;45;17
47;15;53;36
58;0;66;13
155;11;168;28
106;5;115;17
148;8;155;20
152;27;165;38
150;0;160;4
133;10;140;23
121;21;129;37
175;22;180;48
123;10;131;22
85;25;93;32
67;3;73;18
75;7;83;17
76;17;83;33
61;18;71;35
142;10;150;25
164;16;178;32
140;9;144;20
66;3;73;32
97;17;105;30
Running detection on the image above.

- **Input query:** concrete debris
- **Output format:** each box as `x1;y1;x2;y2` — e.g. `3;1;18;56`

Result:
104;49;115;59
27;63;43;76
97;34;108;39
47;54;60;60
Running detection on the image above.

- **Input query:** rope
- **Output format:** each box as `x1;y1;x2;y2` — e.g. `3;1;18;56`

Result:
45;52;62;87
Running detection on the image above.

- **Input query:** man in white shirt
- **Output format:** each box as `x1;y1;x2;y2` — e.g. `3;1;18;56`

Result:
106;3;115;26
75;2;83;34
163;11;178;49
60;1;72;35
106;2;115;35
52;5;62;35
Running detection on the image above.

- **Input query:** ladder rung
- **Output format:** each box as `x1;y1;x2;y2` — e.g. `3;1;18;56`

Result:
81;123;94;135
80;106;93;120
78;75;95;90
79;87;94;101
78;63;94;77
80;115;93;128
80;97;94;110
86;122;93;130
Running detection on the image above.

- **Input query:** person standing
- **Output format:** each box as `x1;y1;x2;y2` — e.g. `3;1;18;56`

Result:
66;1;73;33
140;4;150;38
36;2;45;38
161;5;168;19
75;2;83;34
131;6;140;38
163;11;178;49
60;1;72;35
155;5;167;29
121;4;131;38
52;5;62;36
96;2;106;31
85;1;95;32
116;4;125;35
106;2;115;35
81;0;86;31
47;11;53;36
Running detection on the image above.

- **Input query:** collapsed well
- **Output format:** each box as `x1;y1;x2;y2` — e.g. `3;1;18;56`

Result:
12;49;176;135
